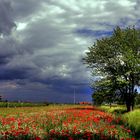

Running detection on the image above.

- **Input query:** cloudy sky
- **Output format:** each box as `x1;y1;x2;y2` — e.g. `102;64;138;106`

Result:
0;0;139;103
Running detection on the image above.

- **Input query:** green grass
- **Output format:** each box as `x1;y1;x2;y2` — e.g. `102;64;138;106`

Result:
122;109;140;137
100;105;126;114
0;104;81;116
100;105;140;138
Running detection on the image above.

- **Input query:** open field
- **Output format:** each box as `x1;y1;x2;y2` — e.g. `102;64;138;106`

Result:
0;105;137;140
0;102;48;108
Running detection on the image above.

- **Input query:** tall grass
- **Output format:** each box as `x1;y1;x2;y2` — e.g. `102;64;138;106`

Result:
122;109;140;138
100;105;140;138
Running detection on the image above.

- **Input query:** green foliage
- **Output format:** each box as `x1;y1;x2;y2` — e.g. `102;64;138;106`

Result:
92;91;104;105
84;26;140;112
100;105;126;114
0;95;2;101
135;93;140;105
92;78;119;105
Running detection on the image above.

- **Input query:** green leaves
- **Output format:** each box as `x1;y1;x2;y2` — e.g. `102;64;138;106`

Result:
84;26;140;111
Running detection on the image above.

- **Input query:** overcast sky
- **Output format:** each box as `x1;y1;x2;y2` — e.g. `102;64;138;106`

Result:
0;0;139;103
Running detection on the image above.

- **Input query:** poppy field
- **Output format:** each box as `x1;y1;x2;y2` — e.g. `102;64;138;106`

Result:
0;105;137;140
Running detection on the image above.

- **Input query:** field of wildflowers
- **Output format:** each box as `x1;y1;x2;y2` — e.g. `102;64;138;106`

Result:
0;105;137;140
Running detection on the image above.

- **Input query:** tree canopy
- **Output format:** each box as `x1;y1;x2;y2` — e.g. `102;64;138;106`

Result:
84;26;140;112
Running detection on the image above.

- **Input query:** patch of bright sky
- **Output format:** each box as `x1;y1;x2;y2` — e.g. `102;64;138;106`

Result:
0;34;4;39
118;0;136;7
16;22;27;31
135;85;140;93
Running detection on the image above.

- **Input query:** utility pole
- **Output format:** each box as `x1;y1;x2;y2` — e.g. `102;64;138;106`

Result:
72;83;89;104
74;87;76;104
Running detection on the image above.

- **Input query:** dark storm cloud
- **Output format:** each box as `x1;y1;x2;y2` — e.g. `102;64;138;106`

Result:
0;0;139;102
0;0;18;69
0;55;11;65
12;0;45;21
0;68;28;80
0;36;20;57
0;0;16;35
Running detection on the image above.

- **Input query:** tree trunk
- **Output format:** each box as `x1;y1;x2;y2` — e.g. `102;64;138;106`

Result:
109;102;112;108
126;102;133;112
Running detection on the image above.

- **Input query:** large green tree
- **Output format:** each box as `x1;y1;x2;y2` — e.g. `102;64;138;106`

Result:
92;77;119;107
84;26;140;112
135;92;140;105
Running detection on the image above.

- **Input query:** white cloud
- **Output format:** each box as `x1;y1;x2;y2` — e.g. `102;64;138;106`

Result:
16;22;27;31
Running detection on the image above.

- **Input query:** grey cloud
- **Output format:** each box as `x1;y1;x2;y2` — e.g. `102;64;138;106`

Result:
0;0;139;102
21;21;66;52
0;67;29;80
12;0;45;21
0;0;16;35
